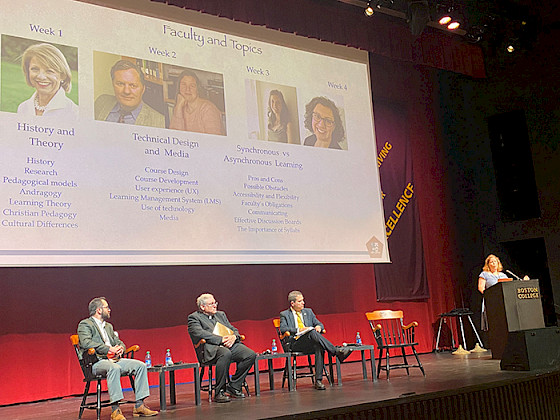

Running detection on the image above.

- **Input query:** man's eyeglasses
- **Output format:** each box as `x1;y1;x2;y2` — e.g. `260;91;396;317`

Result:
312;112;335;128
206;301;218;306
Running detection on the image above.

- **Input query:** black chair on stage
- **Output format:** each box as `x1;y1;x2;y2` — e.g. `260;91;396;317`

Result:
273;318;331;388
193;337;250;402
70;334;138;420
366;310;425;379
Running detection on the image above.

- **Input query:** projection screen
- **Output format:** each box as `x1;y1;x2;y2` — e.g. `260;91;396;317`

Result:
0;0;389;266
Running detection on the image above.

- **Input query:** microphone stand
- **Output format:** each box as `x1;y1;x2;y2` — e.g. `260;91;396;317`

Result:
506;269;522;281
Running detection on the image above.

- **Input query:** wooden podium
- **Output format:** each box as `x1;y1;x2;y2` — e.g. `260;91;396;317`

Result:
484;279;544;359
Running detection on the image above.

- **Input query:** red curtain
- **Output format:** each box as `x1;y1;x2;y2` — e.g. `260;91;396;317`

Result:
0;58;460;406
0;2;468;407
0;289;441;405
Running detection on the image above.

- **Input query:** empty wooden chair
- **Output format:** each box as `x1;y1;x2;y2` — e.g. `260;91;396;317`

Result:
365;310;425;379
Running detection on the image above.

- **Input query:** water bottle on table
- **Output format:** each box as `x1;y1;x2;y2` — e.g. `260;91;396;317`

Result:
165;349;173;366
271;339;278;354
356;332;362;345
145;351;152;368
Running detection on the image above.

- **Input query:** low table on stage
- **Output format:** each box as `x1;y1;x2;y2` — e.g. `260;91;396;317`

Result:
328;344;376;385
253;352;293;395
148;362;200;410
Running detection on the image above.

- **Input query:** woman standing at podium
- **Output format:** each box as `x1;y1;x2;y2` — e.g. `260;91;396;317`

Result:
478;254;508;330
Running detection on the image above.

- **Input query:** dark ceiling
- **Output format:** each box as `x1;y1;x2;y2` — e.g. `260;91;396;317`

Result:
338;0;560;51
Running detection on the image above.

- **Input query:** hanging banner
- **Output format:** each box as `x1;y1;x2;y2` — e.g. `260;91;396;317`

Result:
374;103;429;300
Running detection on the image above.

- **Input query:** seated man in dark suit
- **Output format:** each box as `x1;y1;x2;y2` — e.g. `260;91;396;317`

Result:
279;290;351;390
77;297;157;420
187;293;256;403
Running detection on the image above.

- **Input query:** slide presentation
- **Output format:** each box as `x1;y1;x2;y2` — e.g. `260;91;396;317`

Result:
0;0;389;266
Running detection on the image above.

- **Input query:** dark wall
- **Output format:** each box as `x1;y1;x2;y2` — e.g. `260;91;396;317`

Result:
437;28;560;325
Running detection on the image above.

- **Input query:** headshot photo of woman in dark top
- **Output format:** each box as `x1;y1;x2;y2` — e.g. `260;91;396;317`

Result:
303;96;346;150
267;89;296;144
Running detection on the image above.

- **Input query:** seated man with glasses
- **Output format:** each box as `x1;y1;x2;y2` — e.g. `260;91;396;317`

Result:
77;297;157;420
187;293;256;403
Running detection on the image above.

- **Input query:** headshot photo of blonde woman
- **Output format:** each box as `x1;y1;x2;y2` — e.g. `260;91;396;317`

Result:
1;35;78;118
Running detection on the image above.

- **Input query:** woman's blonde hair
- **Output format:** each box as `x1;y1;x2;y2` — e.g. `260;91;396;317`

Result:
21;43;72;93
482;254;503;272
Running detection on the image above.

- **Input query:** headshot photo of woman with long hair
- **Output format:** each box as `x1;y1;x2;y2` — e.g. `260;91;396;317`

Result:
267;89;295;144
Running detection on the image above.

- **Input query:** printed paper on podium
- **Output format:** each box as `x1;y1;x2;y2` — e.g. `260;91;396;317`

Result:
213;322;234;337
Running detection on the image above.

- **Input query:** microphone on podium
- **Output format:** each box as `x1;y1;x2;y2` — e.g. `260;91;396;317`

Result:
506;269;522;281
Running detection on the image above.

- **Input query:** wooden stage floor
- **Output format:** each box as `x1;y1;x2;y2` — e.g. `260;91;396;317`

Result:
2;351;558;420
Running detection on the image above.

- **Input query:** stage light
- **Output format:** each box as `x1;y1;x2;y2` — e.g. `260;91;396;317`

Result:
436;4;455;26
374;0;393;9
505;35;519;53
465;33;482;43
447;21;460;30
465;25;485;43
406;0;430;36
365;2;374;16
